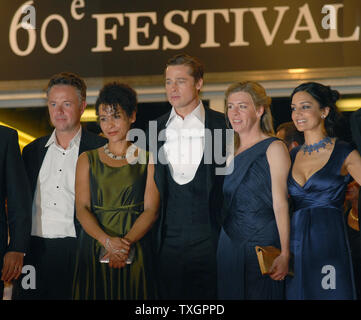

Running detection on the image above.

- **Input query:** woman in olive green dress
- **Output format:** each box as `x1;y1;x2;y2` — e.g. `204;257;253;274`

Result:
72;82;159;300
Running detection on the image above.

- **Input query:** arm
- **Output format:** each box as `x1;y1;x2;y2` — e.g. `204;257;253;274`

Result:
1;130;32;282
108;158;159;267
75;152;160;268
343;150;361;185
75;152;126;267
266;140;291;280
123;160;160;244
75;152;109;246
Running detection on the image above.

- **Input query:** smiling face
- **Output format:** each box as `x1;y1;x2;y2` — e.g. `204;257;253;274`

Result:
291;91;329;133
98;105;135;143
226;91;263;134
165;64;203;115
47;84;85;134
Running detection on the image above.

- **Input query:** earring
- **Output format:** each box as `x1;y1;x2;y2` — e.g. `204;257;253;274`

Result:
321;114;325;119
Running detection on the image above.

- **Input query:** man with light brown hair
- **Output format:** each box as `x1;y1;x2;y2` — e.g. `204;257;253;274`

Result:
151;54;227;299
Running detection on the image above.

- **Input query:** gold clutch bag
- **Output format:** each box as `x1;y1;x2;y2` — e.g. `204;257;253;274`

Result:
255;246;294;276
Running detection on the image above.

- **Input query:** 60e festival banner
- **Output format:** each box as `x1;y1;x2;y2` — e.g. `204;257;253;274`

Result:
0;0;360;81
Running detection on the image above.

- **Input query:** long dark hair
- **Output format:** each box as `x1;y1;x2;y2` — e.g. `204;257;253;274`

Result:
291;82;342;137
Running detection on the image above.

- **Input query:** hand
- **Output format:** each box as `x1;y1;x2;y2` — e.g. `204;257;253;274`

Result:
269;254;289;281
103;237;132;268
101;250;128;269
108;254;127;269
105;237;130;254
1;251;24;282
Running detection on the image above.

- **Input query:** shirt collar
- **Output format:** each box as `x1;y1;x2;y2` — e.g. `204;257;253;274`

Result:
166;101;205;127
45;127;82;150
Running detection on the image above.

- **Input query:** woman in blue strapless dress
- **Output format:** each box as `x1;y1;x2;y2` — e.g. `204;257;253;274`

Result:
286;82;361;300
217;81;291;300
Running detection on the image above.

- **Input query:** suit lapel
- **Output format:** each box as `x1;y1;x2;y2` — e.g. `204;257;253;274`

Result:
154;113;170;197
204;107;215;198
79;129;91;155
32;138;49;194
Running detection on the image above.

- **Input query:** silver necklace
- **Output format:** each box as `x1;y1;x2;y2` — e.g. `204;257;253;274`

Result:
103;143;127;160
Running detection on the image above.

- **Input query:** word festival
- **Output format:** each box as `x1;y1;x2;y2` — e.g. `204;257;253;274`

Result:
11;0;360;56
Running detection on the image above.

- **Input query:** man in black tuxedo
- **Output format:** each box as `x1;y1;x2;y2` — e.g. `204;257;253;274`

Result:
350;108;361;298
13;72;106;300
0;125;32;299
150;54;227;299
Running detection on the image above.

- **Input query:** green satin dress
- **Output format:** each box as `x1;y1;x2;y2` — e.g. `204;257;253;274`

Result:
72;148;157;300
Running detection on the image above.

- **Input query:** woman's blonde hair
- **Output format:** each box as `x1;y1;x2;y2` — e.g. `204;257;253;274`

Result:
224;81;274;150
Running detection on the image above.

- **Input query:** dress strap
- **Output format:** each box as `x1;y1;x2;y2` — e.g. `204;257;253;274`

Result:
224;137;278;214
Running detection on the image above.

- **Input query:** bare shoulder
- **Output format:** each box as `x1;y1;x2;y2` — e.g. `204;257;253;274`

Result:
267;139;290;166
345;149;361;166
77;151;90;167
267;139;289;156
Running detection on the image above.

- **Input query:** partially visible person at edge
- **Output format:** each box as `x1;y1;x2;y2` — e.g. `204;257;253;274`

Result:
0;125;32;299
350;107;361;279
276;121;304;152
12;72;106;300
217;81;291;300
73;82;159;299
150;53;227;299
286;82;361;300
344;181;361;299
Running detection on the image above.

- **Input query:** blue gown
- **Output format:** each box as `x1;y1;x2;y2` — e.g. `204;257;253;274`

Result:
217;137;285;300
286;139;356;300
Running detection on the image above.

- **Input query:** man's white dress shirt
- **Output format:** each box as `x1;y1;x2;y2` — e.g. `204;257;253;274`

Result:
31;129;81;238
164;102;205;185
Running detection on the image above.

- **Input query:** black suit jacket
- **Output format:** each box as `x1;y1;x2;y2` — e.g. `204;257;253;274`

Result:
151;106;227;253
350;108;361;153
0;125;32;261
350;108;361;233
22;128;107;237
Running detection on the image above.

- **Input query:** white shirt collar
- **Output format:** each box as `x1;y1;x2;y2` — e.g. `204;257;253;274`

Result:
45;127;82;150
166;101;205;127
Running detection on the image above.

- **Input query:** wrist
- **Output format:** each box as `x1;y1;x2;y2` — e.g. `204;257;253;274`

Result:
123;236;134;245
280;251;290;259
98;235;109;247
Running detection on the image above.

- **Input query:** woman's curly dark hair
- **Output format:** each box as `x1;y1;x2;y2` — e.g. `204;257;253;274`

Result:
291;82;343;137
95;82;137;117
